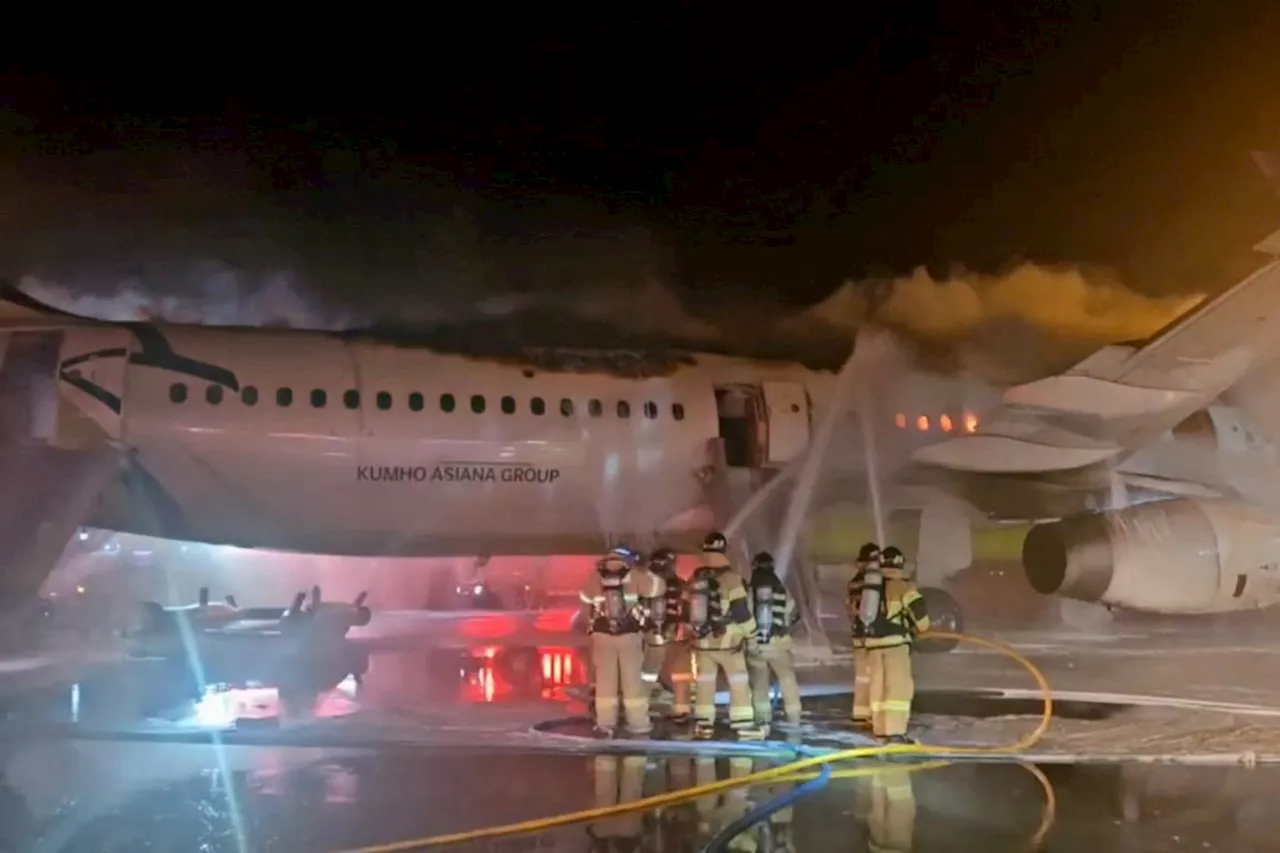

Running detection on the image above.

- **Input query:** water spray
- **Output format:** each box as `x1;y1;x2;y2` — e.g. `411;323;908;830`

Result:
772;328;895;580
857;375;888;546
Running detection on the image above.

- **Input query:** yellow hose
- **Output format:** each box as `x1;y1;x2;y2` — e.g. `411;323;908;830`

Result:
333;630;1054;852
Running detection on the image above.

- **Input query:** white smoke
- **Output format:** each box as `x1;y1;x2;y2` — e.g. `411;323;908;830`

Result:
787;263;1202;343
16;260;1203;387
0;146;1205;378
18;269;363;330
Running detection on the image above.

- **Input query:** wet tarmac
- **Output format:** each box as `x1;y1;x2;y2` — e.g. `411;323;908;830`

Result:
0;644;587;736
3;738;1280;851
6;639;1280;850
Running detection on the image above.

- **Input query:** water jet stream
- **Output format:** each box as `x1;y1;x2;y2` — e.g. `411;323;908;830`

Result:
772;329;896;580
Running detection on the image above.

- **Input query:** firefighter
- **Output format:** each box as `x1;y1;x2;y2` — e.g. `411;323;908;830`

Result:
847;542;880;729
855;544;930;743
586;754;648;852
687;531;758;738
642;547;695;722
580;552;661;737
745;552;802;728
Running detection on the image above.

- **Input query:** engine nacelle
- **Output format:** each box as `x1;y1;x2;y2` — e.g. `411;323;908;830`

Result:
1022;499;1280;614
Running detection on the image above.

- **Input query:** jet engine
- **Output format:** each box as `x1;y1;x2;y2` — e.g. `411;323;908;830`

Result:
1021;499;1280;614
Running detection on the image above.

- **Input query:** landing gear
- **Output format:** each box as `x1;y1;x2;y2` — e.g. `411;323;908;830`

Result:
915;586;963;654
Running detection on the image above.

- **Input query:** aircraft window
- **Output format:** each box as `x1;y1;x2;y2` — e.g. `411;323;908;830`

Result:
408;392;424;412
206;385;224;405
643;401;658;419
501;395;516;415
916;415;929;431
376;391;393;411
343;390;360;409
440;393;456;413
277;387;293;407
617;400;631;418
311;389;327;408
588;399;603;418
531;396;546;416
169;383;187;404
940;414;953;432
894;413;907;429
672;403;685;421
241;386;259;406
963;412;979;433
560;398;574;417
471;394;486;414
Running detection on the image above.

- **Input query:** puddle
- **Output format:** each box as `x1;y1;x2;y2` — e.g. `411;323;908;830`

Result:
362;646;587;707
0;644;592;734
6;742;1280;852
805;689;1128;721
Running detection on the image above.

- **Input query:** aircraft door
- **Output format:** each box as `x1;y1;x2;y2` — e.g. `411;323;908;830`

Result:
761;381;810;464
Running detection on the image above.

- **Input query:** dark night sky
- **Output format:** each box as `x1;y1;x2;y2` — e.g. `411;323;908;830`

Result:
1;1;1279;369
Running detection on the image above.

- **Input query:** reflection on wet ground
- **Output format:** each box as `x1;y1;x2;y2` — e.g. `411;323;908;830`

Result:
4;740;1280;852
4;643;1280;850
0;644;589;733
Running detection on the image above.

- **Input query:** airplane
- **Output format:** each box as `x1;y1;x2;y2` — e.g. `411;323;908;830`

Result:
2;155;1280;631
128;585;371;659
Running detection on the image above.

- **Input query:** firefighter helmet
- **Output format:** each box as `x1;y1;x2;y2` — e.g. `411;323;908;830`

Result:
650;547;677;571
598;554;630;575
702;531;728;554
857;542;881;563
751;552;776;573
880;546;906;570
609;544;641;567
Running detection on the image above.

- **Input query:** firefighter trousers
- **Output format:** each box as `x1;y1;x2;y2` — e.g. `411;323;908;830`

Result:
589;754;647;841
643;640;693;716
851;646;871;722
592;631;651;733
694;648;755;728
746;643;802;724
856;767;916;853
866;643;914;737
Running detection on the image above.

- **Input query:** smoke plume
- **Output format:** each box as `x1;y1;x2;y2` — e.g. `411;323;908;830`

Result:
791;263;1203;343
0;145;1213;383
14;261;1207;387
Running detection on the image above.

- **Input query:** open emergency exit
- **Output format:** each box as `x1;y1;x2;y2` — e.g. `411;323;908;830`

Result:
714;383;811;468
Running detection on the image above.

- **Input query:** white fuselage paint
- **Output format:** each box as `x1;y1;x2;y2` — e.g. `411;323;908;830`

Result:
44;321;1026;557
61;326;852;556
37;315;1280;564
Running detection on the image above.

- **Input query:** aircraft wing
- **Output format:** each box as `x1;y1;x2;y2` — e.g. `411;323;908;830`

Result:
912;245;1280;475
907;150;1280;475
